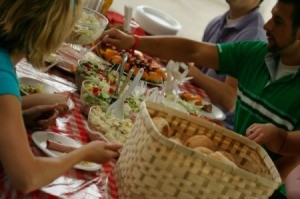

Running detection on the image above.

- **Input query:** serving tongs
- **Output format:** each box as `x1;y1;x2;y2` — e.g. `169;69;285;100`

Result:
117;67;134;98
43;57;63;72
102;62;120;78
76;34;109;56
114;53;128;97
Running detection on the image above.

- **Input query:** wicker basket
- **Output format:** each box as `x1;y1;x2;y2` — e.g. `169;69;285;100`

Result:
114;102;282;199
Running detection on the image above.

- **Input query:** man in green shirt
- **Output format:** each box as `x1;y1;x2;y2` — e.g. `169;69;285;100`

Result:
102;0;300;149
101;0;300;197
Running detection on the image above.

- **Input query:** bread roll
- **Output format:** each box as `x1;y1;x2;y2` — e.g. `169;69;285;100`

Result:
152;117;170;137
184;135;214;150
219;150;236;164
209;151;237;168
168;137;183;145
193;147;214;155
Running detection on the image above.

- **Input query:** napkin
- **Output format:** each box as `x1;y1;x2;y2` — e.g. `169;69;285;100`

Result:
131;80;147;98
163;60;192;95
145;87;164;103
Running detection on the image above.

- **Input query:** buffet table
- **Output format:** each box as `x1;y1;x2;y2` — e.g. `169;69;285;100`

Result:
0;0;284;196
0;50;209;198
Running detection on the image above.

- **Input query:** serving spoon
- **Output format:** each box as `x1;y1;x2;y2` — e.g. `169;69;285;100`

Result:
106;68;144;120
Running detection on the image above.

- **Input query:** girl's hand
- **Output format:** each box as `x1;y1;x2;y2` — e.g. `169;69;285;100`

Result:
23;104;60;130
83;141;122;164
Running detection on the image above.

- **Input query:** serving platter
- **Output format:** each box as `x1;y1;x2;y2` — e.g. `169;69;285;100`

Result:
32;131;102;171
19;77;60;95
19;77;75;110
97;46;166;86
163;93;226;121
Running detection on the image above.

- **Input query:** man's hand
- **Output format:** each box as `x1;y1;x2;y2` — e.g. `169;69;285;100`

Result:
99;28;135;50
246;123;286;153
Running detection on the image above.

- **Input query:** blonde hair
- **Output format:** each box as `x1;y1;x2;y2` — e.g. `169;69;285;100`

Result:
0;0;83;68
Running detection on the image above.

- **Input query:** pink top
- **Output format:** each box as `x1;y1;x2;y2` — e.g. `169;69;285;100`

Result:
286;165;300;199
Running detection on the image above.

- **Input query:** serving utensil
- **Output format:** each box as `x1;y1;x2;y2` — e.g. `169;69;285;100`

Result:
106;68;144;119
102;63;119;77
43;57;63;72
79;34;109;56
117;67;134;98
114;53;128;97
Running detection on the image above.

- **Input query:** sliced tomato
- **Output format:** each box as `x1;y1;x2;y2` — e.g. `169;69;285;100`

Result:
92;87;99;96
109;87;115;94
110;80;116;86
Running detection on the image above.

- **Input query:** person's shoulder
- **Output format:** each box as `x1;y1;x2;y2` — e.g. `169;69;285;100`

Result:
205;12;226;30
234;8;266;40
237;27;267;41
203;12;227;40
0;48;14;70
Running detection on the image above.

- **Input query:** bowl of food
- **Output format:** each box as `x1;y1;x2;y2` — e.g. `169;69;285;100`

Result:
75;59;106;90
80;80;113;116
66;8;108;45
87;106;133;143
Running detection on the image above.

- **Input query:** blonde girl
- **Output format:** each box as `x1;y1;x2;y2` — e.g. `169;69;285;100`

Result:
0;0;121;193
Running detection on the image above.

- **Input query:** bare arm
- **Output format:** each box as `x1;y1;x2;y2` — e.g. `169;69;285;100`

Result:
0;95;121;193
279;131;300;155
188;64;237;111
22;93;70;109
101;29;220;70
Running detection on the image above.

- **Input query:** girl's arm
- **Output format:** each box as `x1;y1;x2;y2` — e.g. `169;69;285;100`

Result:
0;95;121;193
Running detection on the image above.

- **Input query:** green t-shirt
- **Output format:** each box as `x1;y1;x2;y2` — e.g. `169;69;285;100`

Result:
217;41;300;157
217;40;300;196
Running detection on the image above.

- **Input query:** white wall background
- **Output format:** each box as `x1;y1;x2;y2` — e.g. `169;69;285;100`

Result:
110;0;277;41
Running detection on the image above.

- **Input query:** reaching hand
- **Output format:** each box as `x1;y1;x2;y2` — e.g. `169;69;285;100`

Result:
54;102;69;116
83;141;122;163
22;104;60;130
99;28;135;50
22;92;71;115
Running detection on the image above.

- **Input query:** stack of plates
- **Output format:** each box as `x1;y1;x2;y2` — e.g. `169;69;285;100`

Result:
135;5;181;35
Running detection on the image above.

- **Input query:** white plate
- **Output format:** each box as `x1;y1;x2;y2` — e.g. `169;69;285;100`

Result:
201;100;226;121
32;131;102;171
135;5;181;35
19;77;74;110
19;77;61;95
